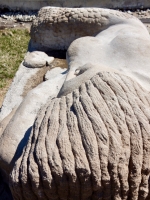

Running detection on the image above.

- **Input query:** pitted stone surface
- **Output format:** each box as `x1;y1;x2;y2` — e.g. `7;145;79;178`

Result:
30;7;142;51
9;71;150;200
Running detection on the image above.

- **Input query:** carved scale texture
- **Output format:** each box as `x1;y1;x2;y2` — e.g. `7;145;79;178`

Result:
30;7;139;51
9;72;150;200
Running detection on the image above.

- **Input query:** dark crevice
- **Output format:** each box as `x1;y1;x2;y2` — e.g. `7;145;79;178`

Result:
72;90;96;197
46;50;67;59
91;73;130;199
114;73;145;199
35;107;54;200
0;171;13;200
65;95;83;199
46;99;62;199
79;83;103;199
28;116;48;199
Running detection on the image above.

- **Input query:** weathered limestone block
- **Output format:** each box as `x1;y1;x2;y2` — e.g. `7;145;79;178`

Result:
30;7;145;51
1;6;150;200
9;71;150;200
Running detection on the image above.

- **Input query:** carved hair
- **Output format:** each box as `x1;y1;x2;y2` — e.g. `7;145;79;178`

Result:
10;72;150;200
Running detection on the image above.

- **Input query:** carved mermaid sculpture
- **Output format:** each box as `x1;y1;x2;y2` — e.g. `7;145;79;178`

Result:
1;7;150;200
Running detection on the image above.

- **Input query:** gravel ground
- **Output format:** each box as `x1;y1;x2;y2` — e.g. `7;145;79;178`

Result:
0;10;36;30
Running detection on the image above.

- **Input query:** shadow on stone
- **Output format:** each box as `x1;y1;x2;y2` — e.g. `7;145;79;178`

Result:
0;171;13;200
10;126;32;170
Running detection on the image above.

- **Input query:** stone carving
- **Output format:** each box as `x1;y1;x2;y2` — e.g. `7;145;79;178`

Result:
30;7;140;51
10;72;150;200
30;7;150;92
0;6;150;200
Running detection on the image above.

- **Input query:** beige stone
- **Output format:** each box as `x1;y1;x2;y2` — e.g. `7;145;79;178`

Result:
1;7;150;200
23;51;54;68
10;72;150;200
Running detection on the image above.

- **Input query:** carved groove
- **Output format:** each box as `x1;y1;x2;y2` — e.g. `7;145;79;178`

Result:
10;72;150;200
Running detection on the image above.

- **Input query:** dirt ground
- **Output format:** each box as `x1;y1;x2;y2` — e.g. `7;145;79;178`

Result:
0;17;31;30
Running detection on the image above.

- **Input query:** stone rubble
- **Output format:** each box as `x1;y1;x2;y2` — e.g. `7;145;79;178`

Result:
0;13;37;22
1;8;150;23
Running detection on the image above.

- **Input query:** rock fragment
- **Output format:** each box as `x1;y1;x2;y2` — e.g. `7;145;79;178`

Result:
23;51;54;68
